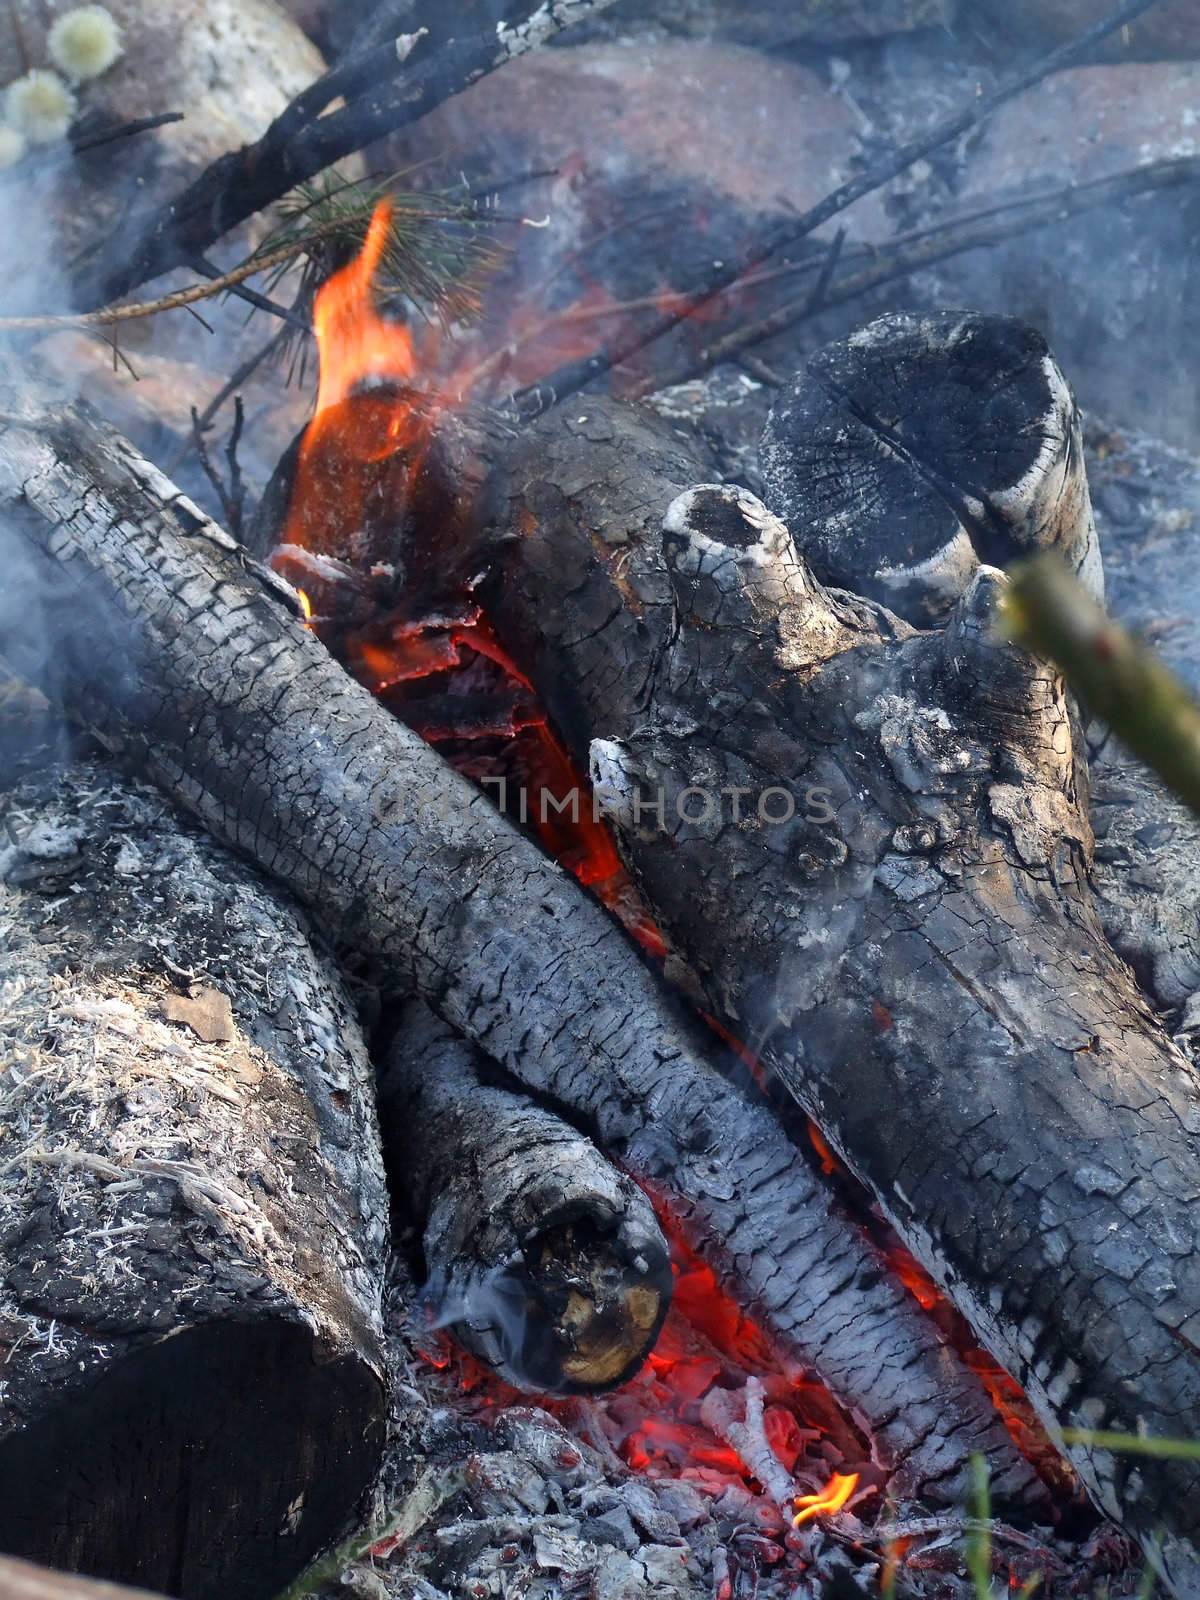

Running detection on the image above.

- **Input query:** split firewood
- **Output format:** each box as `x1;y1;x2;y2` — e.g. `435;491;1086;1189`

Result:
380;1001;672;1393
0;383;1044;1513
478;385;1200;1593
0;760;389;1600
759;311;1103;624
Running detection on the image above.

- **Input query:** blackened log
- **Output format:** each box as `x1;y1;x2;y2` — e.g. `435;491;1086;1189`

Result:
381;1001;671;1393
480;396;1200;1592
0;387;1041;1513
759;311;1102;624
0;760;388;1600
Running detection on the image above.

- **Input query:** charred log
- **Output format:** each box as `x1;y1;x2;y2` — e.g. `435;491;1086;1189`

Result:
0;385;1043;1512
759;311;1102;624
480;388;1200;1593
0;759;388;1600
381;1001;671;1393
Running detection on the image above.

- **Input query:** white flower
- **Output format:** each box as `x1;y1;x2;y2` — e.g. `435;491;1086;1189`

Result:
0;125;27;169
48;6;124;83
5;70;77;145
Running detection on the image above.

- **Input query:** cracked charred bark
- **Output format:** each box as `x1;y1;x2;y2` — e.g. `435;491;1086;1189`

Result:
760;311;1103;625
0;385;1041;1514
380;1000;672;1394
0;760;388;1600
479;393;1200;1594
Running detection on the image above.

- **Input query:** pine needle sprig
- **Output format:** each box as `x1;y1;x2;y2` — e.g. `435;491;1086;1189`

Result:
257;170;503;361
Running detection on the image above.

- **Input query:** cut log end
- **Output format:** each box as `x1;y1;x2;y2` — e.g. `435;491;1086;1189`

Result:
0;1322;384;1600
469;1206;671;1394
382;1003;671;1395
760;309;1102;623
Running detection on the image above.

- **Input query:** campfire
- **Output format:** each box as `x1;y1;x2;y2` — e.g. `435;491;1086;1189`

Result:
1;2;1199;1599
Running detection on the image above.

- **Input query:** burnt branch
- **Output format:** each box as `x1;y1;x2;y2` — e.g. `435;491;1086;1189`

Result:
650;156;1200;396
381;1001;672;1393
71;0;619;311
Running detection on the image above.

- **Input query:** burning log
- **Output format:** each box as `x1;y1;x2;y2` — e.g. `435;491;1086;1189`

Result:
0;760;388;1600
381;1001;672;1393
478;381;1200;1592
0;385;1042;1513
759;311;1103;624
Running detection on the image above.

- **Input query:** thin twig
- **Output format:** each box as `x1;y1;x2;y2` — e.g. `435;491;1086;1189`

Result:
225;396;246;534
652;154;1200;389
164;329;290;476
191;254;311;333
72;112;185;154
504;0;1168;420
0;219;358;330
189;398;247;538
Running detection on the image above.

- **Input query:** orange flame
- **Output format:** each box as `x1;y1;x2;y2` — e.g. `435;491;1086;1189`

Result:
792;1471;859;1528
296;588;314;626
311;200;416;422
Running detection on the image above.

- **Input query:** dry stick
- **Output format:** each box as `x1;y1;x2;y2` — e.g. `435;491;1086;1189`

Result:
654;154;1200;389
73;0;619;310
191;254;310;333
165;328;291;477
504;0;1166;421
71;112;185;154
1003;552;1200;820
0;240;319;331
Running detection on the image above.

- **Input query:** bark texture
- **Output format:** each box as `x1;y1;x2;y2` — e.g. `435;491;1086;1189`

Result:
0;384;1040;1512
480;394;1200;1594
381;1001;672;1393
0;760;388;1600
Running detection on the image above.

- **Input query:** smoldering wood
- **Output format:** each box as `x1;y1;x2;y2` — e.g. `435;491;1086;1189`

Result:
0;759;389;1600
0;385;1042;1512
381;1001;672;1393
759;310;1102;624
479;390;1200;1593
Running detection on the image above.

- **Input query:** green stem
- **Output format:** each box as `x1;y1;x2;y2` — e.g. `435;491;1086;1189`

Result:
1003;553;1200;819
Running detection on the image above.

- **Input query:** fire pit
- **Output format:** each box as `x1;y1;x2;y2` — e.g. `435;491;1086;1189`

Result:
1;1;1199;1598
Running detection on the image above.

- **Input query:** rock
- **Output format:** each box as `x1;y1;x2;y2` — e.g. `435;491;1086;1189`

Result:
930;61;1200;449
31;330;315;524
273;0;335;52
605;0;954;45
383;37;883;396
0;0;328;306
970;0;1199;61
392;39;883;242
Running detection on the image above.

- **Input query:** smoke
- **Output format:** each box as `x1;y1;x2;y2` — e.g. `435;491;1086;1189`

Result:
418;1258;548;1391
